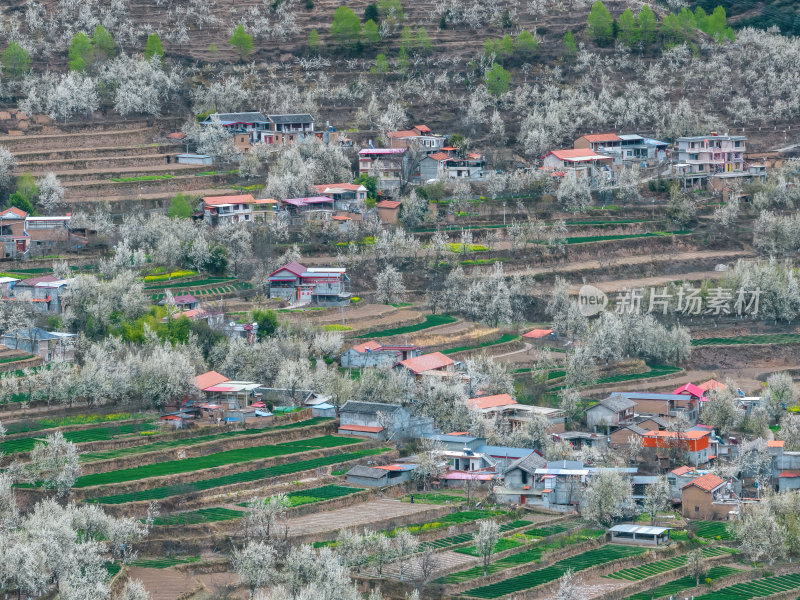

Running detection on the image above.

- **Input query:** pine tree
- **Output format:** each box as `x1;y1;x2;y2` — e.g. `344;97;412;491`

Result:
587;1;614;45
144;33;165;60
563;30;578;60
364;19;381;43
617;9;639;46
91;24;116;60
637;5;657;46
229;25;254;60
515;30;538;60
307;29;321;53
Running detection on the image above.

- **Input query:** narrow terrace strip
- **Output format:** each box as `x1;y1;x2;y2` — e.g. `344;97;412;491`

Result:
83;448;389;504
605;546;736;580
1;421;157;454
80;417;332;462
625;566;741;600
461;544;645;598
73;435;359;488
693;573;800;600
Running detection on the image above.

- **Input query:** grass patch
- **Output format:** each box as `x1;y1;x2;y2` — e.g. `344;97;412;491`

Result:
401;492;465;504
353;314;457;338
560;230;690;245
83;448;390;504
72;435;359;488
322;324;353;331
80;418;332;462
110;174;175;183
131;556;199;568
237;484;363;508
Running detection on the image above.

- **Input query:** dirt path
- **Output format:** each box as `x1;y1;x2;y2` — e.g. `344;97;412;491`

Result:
284;498;441;539
494;341;532;358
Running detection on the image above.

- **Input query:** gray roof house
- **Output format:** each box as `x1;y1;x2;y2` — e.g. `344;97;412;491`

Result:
586;394;637;432
339;400;437;440
3;327;76;362
345;464;416;488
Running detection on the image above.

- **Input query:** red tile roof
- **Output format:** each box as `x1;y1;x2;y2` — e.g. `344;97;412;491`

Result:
399;352;455;374
415;125;431;132
332;215;351;221
270;261;307;278
698;379;725;392
428;152;453;162
779;470;800;478
670;466;694;477
681;473;725;492
15;274;59;287
202;194;256;206
580;133;622;143
351;340;382;353
387;129;419;138
0;206;28;218
377;200;402;209
194;371;229;391
545;149;611;161
314;183;365;192
467;393;518;410
768;440;785;448
339;424;384;433
173;294;198;304
523;328;554;339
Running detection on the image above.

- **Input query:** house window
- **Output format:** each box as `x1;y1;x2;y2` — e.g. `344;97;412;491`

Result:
695;506;700;512
735;141;741;147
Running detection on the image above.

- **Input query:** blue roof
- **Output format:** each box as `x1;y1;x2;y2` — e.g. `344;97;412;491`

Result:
477;445;530;458
622;392;686;401
424;434;481;443
313;403;335;409
643;138;669;146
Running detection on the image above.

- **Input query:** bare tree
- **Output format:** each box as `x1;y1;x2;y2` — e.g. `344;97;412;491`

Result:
641;476;671;525
556;569;579;600
475;519;501;576
686;548;706;585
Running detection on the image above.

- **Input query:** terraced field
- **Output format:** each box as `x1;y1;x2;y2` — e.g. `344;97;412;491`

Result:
80;417;332;462
692;520;733;540
605;546;736;580
150;507;245;526
73;435;359;488
84;447;390;504
352;314;457;338
3;412;147;436
692;333;800;346
625;566;742;600
694;573;800;599
436;528;604;585
1;421;157;454
461;544;646;598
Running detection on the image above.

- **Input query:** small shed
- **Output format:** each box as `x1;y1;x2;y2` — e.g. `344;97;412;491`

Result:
177;153;213;165
345;465;390;487
311;402;336;418
609;524;672;546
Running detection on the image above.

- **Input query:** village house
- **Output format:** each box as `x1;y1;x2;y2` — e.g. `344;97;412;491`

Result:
202;194;278;225
643;429;713;466
421;434;486;453
2;327;76;362
11;274;69;314
496;451;548;505
573;133;668;165
202;112;317;145
387;125;446;154
397;352;455;379
0;206;29;258
312;183;368;212
358;148;407;189
418;151;487;182
24;215;87;257
608;524;673;546
522;328;556;344
675;133;767;190
268;261;351;306
280;196;336;224
618;391;699;424
541;148;614;184
0;276;18;296
339;400;436;440
586;394;637;432
680;473;732;520
340;340;420;368
376;200;402;224
552;430;608;451
345;464;417;488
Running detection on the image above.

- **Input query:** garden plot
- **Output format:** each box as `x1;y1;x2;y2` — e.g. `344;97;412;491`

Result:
1;420;157;454
604;546;736;581
73;434;359;488
693;572;800;599
461;544;646;598
691;520;733;540
84;447;389;504
625;566;742;600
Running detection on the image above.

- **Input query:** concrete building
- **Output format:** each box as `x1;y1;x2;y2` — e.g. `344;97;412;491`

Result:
397;352;455;379
340;340;420;368
680;473;734;520
346;464;416;487
387;125;446;154
643;430;712;466
268;261;351;306
609;524;672;546
2;327;76;362
586;395;636;432
358;148;407;189
339;401;436;440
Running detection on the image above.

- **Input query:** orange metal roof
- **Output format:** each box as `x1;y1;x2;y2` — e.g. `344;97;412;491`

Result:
446;432;470;436
681;473;725;492
467;394;517;410
194;371;229;390
314;183;365;192
339;424;384;433
332;215;351;221
768;440;785;448
670;466;694;477
523;328;554;339
0;206;28;218
400;352;455;375
351;340;382;353
415;125;431;132
580;133;622;143
387;129;419;138
202;194;256;205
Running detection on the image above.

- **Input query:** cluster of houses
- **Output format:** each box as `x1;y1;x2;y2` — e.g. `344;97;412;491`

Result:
0;208;87;259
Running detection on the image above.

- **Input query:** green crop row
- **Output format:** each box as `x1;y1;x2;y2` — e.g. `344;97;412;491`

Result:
353;314;457;339
73;435;358;488
282;484;363;507
691;520;733;540
110;174;175;183
694;573;800;600
144;277;234;290
83;448;390;504
561;231;690;245
606;546;736;581
456;537;524;557
1;421;156;455
625;566;741;600
463;544;646;598
150;507;245;526
418;520;531;553
692;333;800;346
80;418;332;462
442;334;519;355
3;412;142;436
131;556;199;568
436;527;603;585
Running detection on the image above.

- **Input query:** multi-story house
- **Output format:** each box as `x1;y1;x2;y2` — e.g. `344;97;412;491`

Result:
358;148;407;189
202;112;316;145
267;261;350;306
676;133;747;177
419;151;487;182
387;125;446;154
202;194;278;224
573;133;669;164
312;183;368;212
